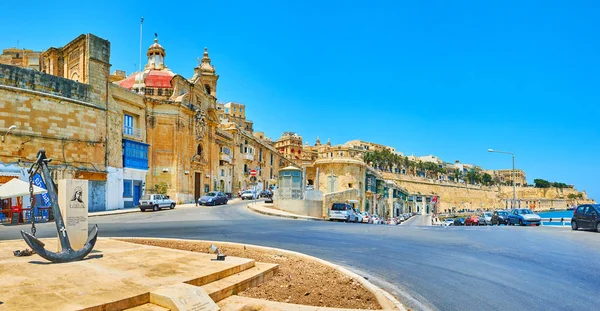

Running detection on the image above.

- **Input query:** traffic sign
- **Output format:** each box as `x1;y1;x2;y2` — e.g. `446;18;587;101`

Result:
250;169;257;176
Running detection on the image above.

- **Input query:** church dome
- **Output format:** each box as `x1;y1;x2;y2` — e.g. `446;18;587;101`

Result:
147;37;166;58
199;48;215;74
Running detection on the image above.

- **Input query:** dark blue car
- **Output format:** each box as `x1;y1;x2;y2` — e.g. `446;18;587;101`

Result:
453;218;465;226
198;191;228;206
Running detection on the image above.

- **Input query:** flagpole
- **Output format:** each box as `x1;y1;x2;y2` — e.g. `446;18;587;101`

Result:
139;17;143;73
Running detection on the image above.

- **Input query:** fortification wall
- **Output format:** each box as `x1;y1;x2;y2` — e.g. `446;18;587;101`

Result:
383;172;594;211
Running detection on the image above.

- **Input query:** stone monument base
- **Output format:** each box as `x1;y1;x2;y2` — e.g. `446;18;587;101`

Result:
0;238;278;311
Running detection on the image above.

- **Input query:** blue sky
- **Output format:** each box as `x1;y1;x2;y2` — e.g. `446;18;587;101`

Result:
2;0;598;200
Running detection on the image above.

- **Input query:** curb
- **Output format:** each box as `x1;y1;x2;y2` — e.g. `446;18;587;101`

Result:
88;199;246;218
246;204;327;222
114;237;406;311
89;209;140;217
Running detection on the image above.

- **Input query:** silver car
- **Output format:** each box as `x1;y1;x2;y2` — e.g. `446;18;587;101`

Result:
329;203;358;222
479;212;493;225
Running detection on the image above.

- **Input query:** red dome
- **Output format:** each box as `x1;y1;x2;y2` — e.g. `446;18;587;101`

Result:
117;70;174;90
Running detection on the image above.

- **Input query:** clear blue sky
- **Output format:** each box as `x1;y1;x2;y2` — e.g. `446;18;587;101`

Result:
2;0;598;200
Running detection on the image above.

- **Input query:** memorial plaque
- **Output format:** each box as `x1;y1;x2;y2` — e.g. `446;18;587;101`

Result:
150;283;219;311
57;179;89;250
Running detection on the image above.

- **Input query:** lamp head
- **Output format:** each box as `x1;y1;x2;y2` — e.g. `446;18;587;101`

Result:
2;125;17;142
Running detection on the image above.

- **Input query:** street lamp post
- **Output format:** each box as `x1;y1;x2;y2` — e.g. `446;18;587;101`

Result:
488;149;516;209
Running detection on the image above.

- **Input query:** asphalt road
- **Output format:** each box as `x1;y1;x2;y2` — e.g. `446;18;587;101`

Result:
2;201;600;311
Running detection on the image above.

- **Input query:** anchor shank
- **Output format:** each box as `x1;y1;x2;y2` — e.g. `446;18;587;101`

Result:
38;153;72;251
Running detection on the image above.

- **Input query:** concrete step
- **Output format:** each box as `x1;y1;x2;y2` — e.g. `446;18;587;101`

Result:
123;262;279;310
202;262;280;302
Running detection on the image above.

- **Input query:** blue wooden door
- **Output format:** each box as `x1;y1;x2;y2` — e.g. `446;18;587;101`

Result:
133;185;141;207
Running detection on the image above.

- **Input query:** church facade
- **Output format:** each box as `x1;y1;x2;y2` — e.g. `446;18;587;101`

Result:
0;33;296;211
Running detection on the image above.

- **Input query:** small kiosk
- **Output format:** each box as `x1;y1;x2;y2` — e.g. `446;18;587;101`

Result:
277;166;304;200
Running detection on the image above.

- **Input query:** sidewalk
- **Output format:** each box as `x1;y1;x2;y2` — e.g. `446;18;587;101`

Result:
88;198;244;217
247;202;326;221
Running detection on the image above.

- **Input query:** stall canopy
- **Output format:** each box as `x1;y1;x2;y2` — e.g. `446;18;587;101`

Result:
0;178;47;199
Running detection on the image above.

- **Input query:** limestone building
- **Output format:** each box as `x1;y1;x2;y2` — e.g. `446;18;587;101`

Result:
344;139;402;156
485;169;527;186
273;132;303;160
217;102;253;132
1;32;298;212
0;48;41;70
1;34;113;211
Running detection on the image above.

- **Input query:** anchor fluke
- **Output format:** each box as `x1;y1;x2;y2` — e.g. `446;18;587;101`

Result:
21;224;99;263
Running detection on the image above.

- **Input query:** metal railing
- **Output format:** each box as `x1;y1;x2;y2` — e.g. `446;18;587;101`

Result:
540;217;572;227
123;126;143;139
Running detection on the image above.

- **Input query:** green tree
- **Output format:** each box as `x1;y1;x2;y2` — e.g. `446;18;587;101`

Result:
534;179;551;188
466;169;481;185
454;170;462;182
153;182;169;195
481;173;493;186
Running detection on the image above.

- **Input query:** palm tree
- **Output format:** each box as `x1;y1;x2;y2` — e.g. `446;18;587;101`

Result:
454;170;462;183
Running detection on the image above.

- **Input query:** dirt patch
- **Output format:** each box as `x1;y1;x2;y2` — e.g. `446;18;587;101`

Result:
119;239;382;310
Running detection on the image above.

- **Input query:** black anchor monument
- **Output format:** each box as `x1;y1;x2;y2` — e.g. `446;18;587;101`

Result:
20;149;99;263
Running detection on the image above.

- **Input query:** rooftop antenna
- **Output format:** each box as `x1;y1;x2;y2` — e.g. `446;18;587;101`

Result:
139;17;144;73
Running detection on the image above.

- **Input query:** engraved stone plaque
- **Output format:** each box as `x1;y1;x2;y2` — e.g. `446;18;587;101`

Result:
57;179;89;250
150;283;219;311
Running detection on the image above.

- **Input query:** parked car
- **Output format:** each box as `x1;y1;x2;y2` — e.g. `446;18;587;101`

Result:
198;191;228;206
370;214;380;224
443;218;454;226
241;190;258;200
259;190;272;198
353;208;364;223
479;212;492;225
264;192;274;203
329;203;358;222
139;194;175;212
571;204;600;232
465;215;480;226
507;208;541;226
453;218;465;226
361;212;371;223
491;210;510;225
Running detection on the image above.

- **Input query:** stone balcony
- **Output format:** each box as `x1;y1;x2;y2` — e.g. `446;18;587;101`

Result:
243;153;254;161
220;152;232;163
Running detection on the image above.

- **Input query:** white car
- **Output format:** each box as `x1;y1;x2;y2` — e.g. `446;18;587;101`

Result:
353;208;364;223
241;190;257;200
370;214;380;224
361;212;371;223
329;203;359;222
139;194;175;212
442;218;454;226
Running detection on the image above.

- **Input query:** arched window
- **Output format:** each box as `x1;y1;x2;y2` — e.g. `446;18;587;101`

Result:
197;144;202;156
204;84;211;94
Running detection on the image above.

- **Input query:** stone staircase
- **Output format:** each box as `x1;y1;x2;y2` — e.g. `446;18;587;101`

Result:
123;260;279;311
